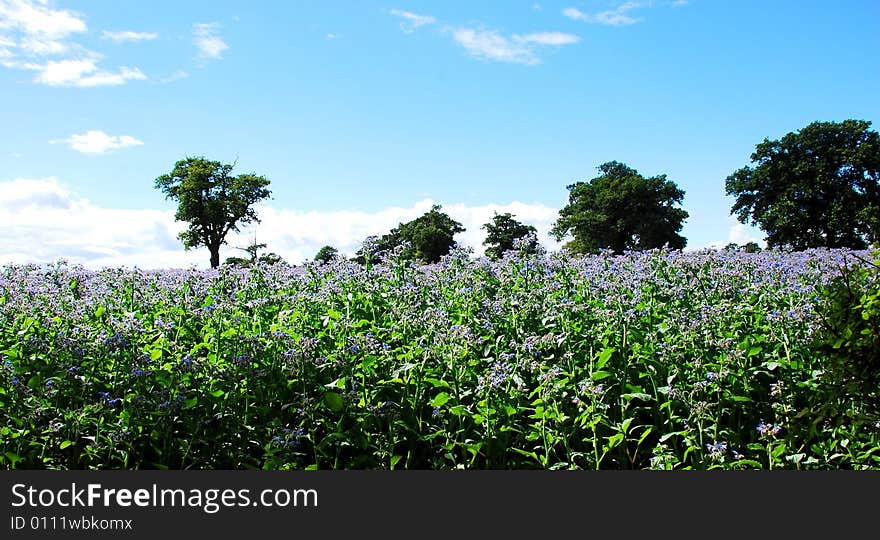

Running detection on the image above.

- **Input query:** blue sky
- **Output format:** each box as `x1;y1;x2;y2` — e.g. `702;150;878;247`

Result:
2;0;878;267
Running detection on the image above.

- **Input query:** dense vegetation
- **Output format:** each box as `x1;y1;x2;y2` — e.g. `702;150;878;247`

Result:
2;245;877;470
726;119;880;250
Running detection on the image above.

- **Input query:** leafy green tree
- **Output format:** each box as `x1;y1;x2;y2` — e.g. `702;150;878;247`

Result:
482;212;538;259
155;157;271;268
257;252;284;265
225;238;284;267
359;205;465;264
723;241;762;253
725;119;880;250
314;245;339;264
223;256;251;267
550;161;688;254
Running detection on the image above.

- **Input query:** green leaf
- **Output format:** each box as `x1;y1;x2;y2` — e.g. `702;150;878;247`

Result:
324;392;344;413
60;441;74;450
430;392;451;408
596;347;615;370
605;433;624;449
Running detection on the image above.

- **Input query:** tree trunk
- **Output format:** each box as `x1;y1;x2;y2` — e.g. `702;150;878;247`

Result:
209;245;220;268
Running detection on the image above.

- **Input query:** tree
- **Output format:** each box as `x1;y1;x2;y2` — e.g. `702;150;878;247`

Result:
155;157;272;268
314;245;339;264
725;119;880;250
550;161;689;254
225;236;284;266
723;241;762;253
358;204;465;264
482;212;538;259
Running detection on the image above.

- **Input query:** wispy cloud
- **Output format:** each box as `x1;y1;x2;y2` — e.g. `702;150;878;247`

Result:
563;2;643;26
4;56;146;87
452;28;579;65
193;22;228;61
388;9;578;65
389;9;436;33
452;28;537;65
517;32;580;46
0;0;148;86
50;130;144;154
101;30;158;43
159;69;189;83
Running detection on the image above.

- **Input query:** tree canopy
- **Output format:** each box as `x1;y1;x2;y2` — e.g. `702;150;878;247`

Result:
482;212;538;259
725;119;880;250
155;157;272;268
359;204;465;264
550;161;689;254
314;245;339;264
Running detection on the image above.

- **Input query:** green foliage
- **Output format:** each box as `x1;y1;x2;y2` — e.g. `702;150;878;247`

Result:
551;161;689;254
314;245;339;264
359;204;465;264
223;256;252;267
225;237;284;267
812;251;880;417
154;157;272;268
724;242;762;253
4;248;878;470
482;212;538;260
725;119;880;249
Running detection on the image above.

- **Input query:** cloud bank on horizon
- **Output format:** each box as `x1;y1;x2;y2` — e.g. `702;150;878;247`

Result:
0;177;761;269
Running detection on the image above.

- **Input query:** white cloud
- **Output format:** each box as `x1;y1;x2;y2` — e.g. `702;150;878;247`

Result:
0;1;148;86
18;35;66;54
452;28;579;65
453;28;538;65
517;32;580;46
0;0;84;57
193;22;228;60
0;0;86;38
0;179;563;268
563;2;642;26
389;9;436;33
326;33;336;40
50;130;144;154
706;217;766;250
0;177;194;269
388;9;578;65
159;69;189;83
101;30;158;43
13;56;147;86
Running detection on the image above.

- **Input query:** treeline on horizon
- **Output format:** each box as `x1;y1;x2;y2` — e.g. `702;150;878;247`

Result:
149;119;880;269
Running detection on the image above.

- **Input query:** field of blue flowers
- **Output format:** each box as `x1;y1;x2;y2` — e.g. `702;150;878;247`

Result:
1;245;878;469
